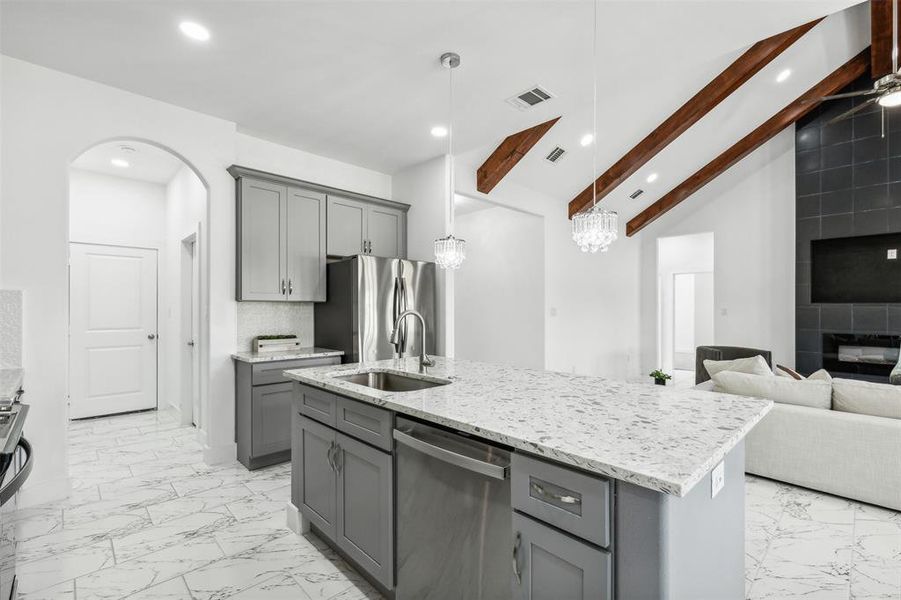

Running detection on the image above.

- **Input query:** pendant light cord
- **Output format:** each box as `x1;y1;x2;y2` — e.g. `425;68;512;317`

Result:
591;0;598;210
448;59;455;235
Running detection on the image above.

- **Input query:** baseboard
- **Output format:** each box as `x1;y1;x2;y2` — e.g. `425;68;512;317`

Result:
286;502;309;534
202;441;236;465
17;475;71;509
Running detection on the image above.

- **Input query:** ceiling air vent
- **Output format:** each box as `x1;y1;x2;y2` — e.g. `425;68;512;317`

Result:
629;189;644;200
507;85;555;111
545;147;566;163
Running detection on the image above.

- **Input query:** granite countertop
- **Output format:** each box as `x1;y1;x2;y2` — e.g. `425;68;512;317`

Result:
0;368;23;402
231;347;344;364
284;357;772;497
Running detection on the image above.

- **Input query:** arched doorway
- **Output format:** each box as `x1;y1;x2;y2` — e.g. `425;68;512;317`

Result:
67;139;210;431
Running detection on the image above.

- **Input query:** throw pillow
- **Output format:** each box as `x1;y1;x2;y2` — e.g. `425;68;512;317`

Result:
832;378;901;420
807;369;833;382
703;355;773;379
711;371;832;409
776;364;803;380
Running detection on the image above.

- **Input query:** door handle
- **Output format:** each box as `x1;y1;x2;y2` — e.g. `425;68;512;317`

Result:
281;279;286;295
288;279;293;295
334;444;344;473
186;341;195;347
147;334;156;340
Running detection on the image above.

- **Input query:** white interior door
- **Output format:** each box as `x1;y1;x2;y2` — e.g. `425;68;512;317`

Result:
70;243;158;419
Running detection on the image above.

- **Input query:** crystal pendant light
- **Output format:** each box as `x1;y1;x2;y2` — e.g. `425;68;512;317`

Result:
434;52;466;270
571;0;618;253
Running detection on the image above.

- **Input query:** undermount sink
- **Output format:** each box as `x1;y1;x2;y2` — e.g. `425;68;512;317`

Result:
334;371;450;392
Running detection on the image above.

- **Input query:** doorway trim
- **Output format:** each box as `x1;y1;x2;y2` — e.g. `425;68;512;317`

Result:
180;229;201;427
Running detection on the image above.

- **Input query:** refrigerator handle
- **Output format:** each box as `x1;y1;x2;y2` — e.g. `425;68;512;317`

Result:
392;276;402;357
399;276;409;354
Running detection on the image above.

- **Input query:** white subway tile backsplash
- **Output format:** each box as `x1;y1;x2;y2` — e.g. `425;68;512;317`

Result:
236;302;313;351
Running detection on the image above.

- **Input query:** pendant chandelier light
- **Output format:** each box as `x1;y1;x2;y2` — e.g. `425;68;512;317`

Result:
572;0;618;253
434;52;467;270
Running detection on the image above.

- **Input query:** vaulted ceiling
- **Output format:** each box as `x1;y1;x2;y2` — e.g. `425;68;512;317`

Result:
2;0;865;224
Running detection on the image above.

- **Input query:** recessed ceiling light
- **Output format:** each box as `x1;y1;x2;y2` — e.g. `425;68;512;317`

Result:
580;133;594;147
776;68;792;83
179;21;210;42
646;172;658;183
111;158;130;168
430;126;448;138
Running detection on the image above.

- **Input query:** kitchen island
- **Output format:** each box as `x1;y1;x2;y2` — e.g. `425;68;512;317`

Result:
284;357;772;600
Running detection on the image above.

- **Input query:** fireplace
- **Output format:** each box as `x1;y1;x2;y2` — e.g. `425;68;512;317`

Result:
822;333;901;381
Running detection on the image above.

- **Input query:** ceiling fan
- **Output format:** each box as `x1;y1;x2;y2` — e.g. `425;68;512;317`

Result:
814;0;901;124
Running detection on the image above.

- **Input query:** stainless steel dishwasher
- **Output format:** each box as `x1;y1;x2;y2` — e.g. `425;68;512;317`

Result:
394;416;512;600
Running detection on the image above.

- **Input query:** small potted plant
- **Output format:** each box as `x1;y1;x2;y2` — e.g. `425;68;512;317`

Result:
649;369;672;386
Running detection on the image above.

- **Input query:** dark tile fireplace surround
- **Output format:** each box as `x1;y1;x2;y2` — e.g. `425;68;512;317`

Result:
796;74;901;380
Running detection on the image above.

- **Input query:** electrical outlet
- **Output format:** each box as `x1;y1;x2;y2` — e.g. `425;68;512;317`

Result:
889;249;897;260
711;460;725;498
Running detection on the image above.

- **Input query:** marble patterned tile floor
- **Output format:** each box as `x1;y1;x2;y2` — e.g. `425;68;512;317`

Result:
11;408;382;600
9;408;901;599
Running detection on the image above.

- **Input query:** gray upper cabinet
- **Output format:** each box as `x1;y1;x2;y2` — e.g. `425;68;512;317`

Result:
235;174;326;302
367;206;405;258
327;197;367;257
286;187;327;301
238;178;286;301
327;196;406;259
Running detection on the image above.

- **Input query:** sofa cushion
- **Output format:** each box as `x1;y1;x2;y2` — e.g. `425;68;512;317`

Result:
703;355;773;379
808;369;833;382
775;367;832;382
712;371;832;409
832;378;901;420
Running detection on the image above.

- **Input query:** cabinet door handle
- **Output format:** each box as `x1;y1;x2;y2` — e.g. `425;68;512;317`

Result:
530;481;581;505
512;531;523;585
335;444;344;473
327;441;337;472
281;279;287;295
288;279;293;295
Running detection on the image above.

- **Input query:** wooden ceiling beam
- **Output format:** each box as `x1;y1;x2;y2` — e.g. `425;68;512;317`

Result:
476;116;561;194
567;18;822;219
871;0;901;78
625;49;870;237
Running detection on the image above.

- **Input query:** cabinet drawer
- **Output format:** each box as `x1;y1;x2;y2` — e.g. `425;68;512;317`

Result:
512;453;611;548
252;357;340;386
512;512;612;600
336;397;393;452
297;385;338;427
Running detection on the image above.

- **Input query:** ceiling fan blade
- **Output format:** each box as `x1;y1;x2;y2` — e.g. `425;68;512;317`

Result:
825;97;880;126
801;89;879;104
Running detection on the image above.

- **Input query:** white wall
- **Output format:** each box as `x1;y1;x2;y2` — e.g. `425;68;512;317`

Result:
392;155;453;355
0;56;395;505
639;129;796;372
161;165;206;414
69;169;166;249
235;132;391;199
454;151;644;379
454;203;545;369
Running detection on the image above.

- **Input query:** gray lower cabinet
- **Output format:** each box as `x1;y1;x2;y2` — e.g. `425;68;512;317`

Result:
292;385;394;592
335;432;393;589
512;512;612;600
235;356;340;469
298;415;338;539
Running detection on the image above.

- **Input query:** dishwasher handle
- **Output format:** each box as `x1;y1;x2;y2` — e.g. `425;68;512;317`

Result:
393;428;508;480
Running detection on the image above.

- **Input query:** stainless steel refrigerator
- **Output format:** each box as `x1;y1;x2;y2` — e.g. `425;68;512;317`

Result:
314;256;437;364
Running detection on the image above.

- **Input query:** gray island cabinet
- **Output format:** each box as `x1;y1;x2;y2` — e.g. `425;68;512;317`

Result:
284;357;772;600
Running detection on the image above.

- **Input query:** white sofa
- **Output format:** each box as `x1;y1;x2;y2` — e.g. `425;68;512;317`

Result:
696;358;901;512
